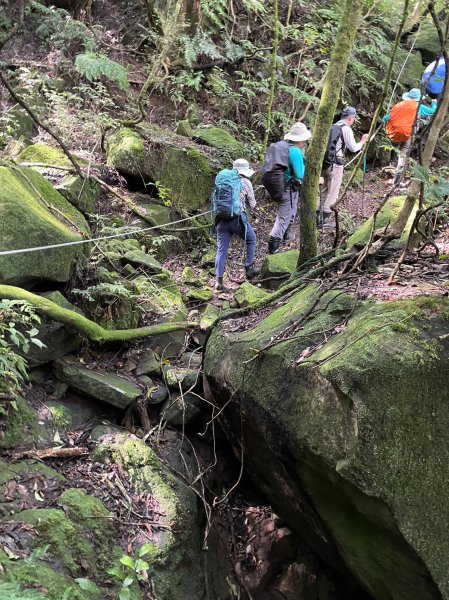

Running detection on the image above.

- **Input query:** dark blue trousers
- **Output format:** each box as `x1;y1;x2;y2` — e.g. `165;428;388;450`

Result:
215;216;257;278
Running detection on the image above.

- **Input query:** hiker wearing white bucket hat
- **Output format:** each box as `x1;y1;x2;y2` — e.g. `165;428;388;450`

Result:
260;121;311;254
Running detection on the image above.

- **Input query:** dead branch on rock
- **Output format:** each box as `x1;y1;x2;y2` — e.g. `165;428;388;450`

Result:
10;447;89;460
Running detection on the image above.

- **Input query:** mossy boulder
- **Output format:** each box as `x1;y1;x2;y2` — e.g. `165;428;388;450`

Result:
260;249;299;289
0;396;39;449
53;355;142;409
185;287;213;302
192;126;245;156
18;143;72;167
56;174;101;215
413;17;447;59
345;196;417;251
106;127;146;175
234;281;270;307
123;249;163;273
204;288;449;600
93;434;206;600
397;50;424;88
165;367;199;390
0;165;90;286
145;144;214;211
176;119;193;138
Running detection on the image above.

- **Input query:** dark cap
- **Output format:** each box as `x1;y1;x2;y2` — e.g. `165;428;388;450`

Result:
341;106;357;118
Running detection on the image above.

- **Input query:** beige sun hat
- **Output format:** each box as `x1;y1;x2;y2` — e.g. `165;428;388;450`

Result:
284;122;312;142
232;158;255;177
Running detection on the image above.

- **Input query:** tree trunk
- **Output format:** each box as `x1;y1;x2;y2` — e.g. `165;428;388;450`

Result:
261;0;280;158
297;0;364;266
0;286;197;344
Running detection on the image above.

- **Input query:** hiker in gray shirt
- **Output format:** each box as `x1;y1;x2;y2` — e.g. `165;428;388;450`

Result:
319;106;369;227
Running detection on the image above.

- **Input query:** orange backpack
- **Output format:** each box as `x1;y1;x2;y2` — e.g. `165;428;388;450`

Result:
386;100;418;143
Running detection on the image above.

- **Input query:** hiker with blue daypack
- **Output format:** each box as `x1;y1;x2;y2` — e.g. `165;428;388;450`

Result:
261;122;311;254
211;159;259;292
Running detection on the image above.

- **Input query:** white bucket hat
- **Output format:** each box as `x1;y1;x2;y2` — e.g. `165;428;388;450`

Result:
232;158;254;178
284;122;312;142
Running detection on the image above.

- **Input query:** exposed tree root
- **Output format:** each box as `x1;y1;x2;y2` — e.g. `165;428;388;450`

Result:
0;285;197;344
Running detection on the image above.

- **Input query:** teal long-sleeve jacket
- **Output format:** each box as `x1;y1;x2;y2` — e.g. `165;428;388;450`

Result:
285;145;305;183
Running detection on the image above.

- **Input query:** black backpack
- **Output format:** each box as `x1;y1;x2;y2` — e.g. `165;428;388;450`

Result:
323;123;345;170
260;141;290;201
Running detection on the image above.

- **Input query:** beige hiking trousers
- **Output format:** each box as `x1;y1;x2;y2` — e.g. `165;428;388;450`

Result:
320;164;344;212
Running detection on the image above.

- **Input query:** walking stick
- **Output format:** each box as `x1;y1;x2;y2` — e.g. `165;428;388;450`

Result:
362;154;366;218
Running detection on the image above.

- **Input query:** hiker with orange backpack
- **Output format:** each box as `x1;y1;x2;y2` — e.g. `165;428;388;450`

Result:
383;88;437;184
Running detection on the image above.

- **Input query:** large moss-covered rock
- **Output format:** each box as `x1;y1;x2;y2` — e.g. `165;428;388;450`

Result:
0;165;90;286
93;434;206;600
413;17;447;59
53;355;142;409
204;288;449;600
345;196;417;251
397;50;424;88
18;143;72;167
193;127;244;156
106;127;146;175
234;281;269;307
146;144;214;211
260;249;299;289
56;174;101;215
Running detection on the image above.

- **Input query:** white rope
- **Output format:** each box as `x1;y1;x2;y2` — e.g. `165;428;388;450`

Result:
0;211;211;257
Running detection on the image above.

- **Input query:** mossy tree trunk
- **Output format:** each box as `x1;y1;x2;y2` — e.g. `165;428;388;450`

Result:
0;285;196;344
297;0;364;266
261;0;280;158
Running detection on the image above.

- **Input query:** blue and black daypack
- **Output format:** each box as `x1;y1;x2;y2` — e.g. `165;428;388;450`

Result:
323;123;345;170
211;169;242;222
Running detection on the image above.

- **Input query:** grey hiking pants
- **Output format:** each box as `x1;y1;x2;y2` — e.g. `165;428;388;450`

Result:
270;186;299;240
320;164;344;212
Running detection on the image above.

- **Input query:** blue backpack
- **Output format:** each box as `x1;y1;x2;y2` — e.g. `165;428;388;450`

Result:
211;169;242;222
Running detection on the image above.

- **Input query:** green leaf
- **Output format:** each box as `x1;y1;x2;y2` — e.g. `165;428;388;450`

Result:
122;576;134;588
119;555;135;570
75;578;99;593
119;588;131;600
134;558;149;572
138;543;155;557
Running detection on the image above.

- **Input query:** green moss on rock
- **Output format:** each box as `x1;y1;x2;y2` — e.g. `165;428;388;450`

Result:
192;127;244;156
0;396;39;449
345;196;417;251
0;165;90;285
204;290;449;600
106;128;146;175
260;250;299;289
93;435;205;600
56;175;100;215
234;281;269;307
18;144;72;167
146;145;214;211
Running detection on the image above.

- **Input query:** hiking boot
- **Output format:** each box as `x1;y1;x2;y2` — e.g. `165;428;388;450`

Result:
215;277;224;291
245;264;260;280
268;236;281;254
316;211;331;227
282;225;295;243
393;169;403;186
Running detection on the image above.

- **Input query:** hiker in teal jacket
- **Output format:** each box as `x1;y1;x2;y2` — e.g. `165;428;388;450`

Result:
268;122;311;254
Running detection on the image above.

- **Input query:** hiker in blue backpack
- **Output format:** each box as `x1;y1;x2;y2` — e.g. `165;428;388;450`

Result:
261;122;311;254
212;159;259;292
